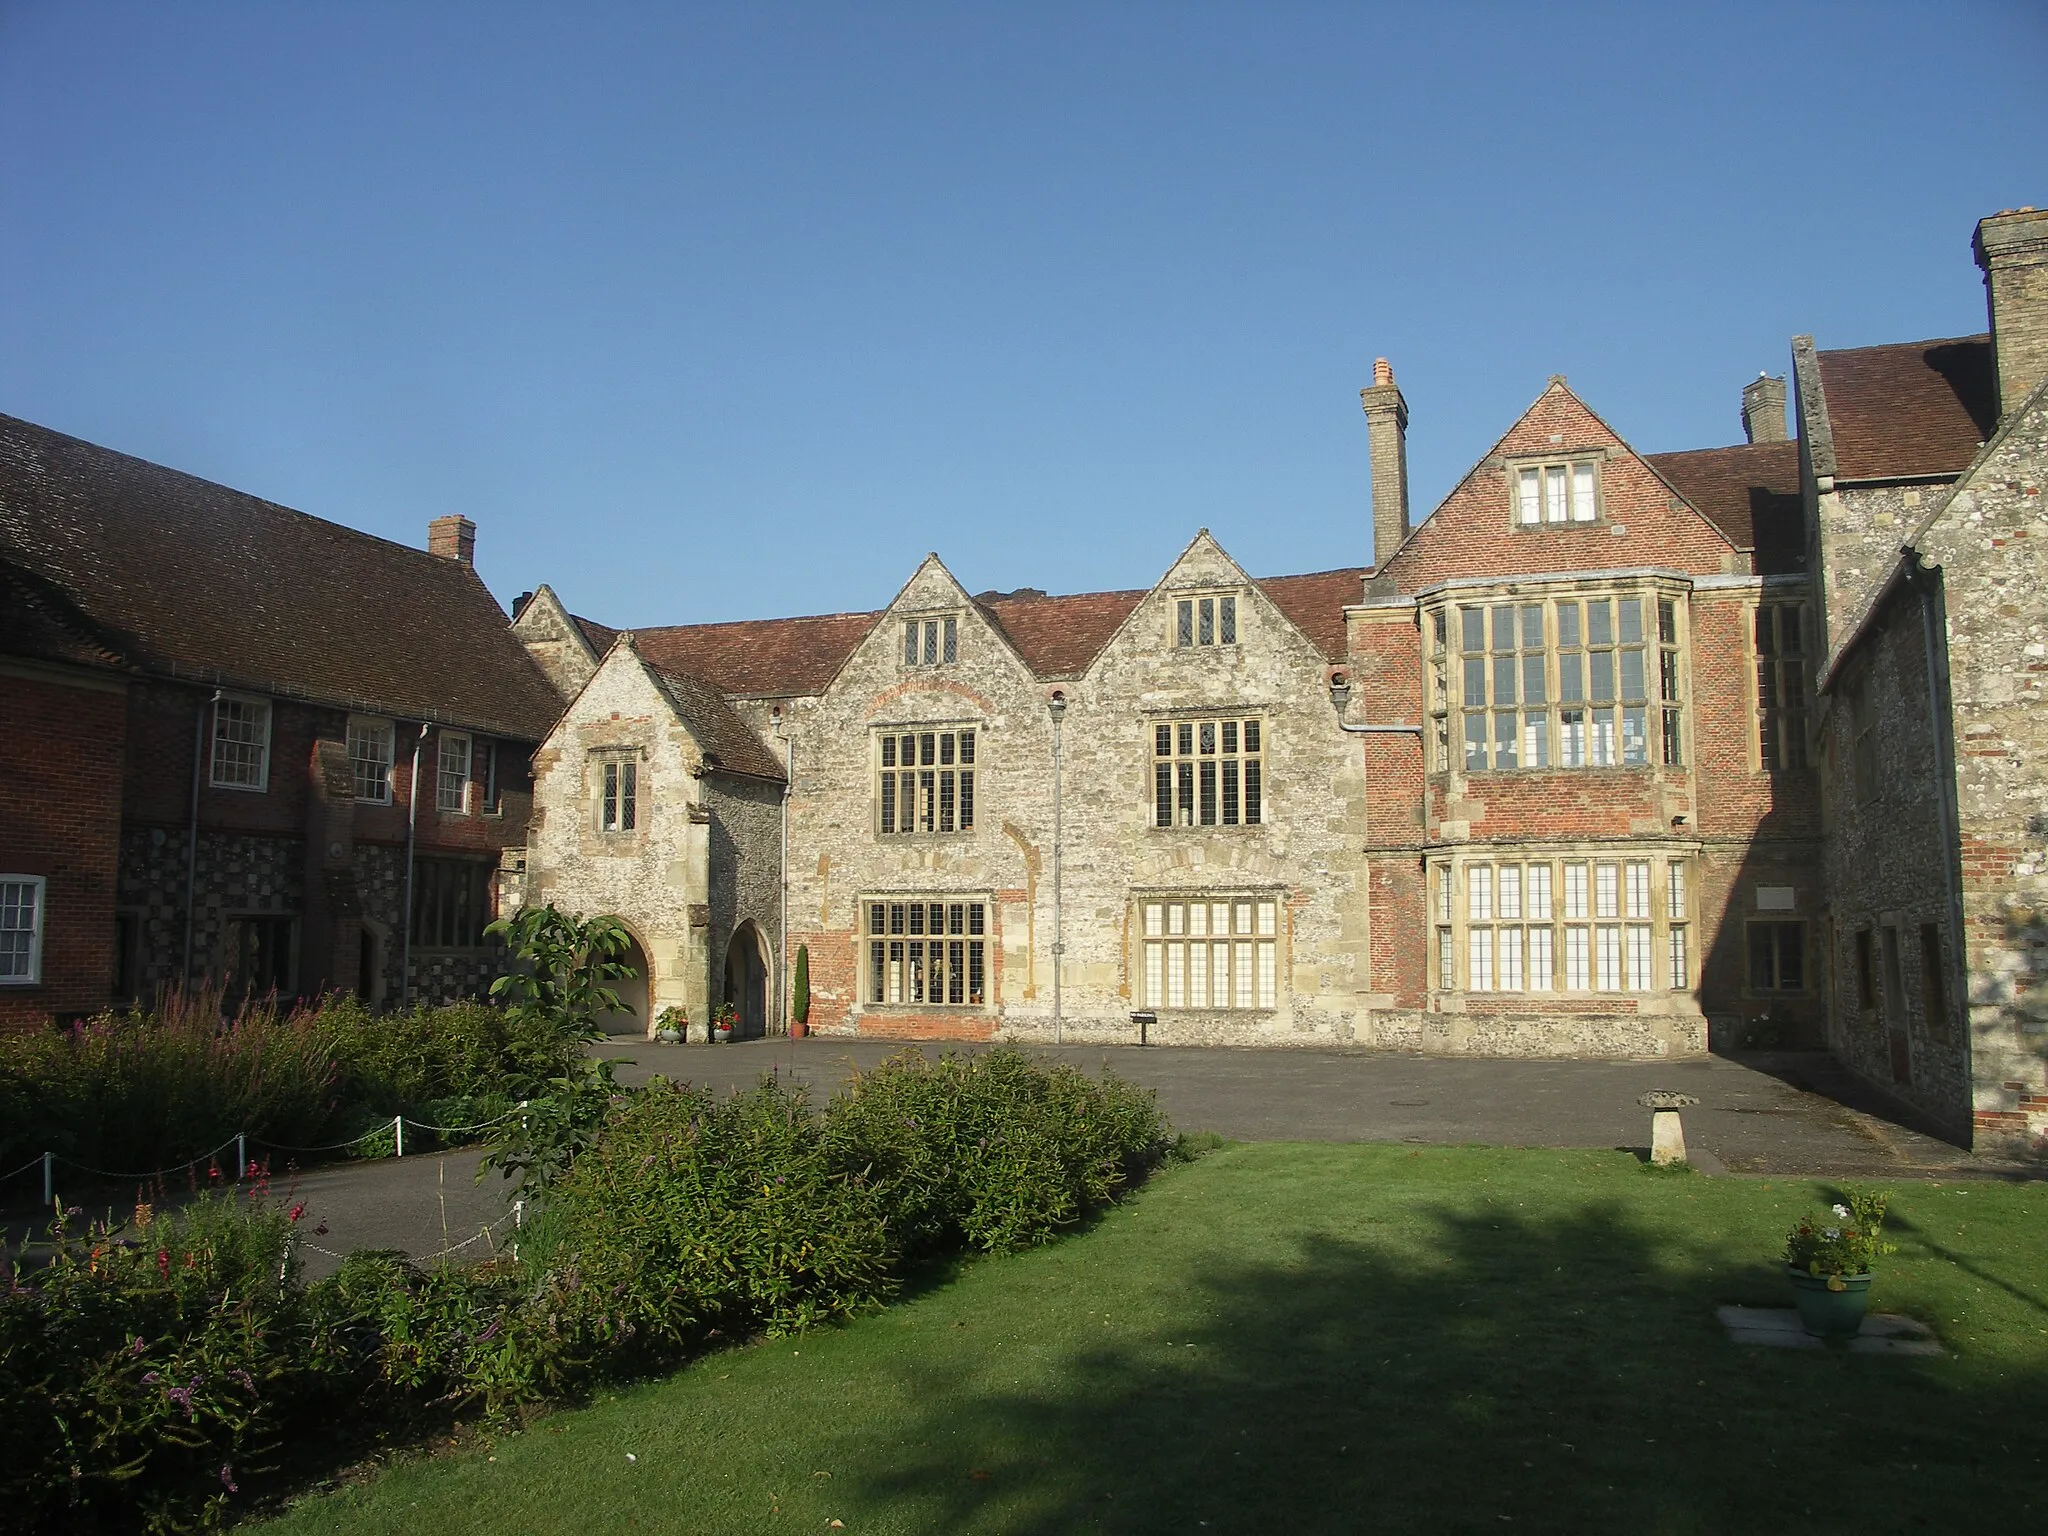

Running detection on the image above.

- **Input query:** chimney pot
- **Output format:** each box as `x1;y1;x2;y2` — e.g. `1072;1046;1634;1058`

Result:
1741;374;1789;443
428;515;477;566
1974;207;2048;420
1373;357;1394;387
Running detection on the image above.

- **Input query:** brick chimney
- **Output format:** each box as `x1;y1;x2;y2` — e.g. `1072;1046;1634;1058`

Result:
1974;207;2048;420
428;515;476;565
1741;374;1788;443
1360;357;1410;566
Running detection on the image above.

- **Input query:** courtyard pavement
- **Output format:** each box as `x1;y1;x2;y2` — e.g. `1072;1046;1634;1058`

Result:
17;1040;2008;1278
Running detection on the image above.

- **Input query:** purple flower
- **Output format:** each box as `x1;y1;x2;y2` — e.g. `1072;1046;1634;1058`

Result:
142;1371;160;1385
229;1369;255;1395
165;1386;196;1419
219;1463;238;1493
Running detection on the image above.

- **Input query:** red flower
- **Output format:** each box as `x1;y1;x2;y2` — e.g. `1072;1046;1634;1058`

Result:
288;1202;306;1223
157;1249;170;1277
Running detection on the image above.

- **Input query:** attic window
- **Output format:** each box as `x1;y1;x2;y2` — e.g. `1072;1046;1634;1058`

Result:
1174;594;1238;648
1513;461;1600;526
904;617;958;668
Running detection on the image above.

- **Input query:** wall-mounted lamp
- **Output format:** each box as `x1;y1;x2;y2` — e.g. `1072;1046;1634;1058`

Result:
1328;673;1351;714
1048;689;1067;722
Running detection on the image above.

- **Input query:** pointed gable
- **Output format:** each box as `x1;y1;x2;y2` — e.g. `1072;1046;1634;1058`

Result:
1381;379;1740;593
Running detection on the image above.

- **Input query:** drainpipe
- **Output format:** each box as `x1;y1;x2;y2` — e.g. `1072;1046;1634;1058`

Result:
400;723;429;1008
774;706;791;1035
182;689;224;983
1327;671;1424;737
1048;691;1067;1045
1913;563;1968;1055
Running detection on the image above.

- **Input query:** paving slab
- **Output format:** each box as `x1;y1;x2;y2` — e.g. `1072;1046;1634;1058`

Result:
1717;1304;1944;1355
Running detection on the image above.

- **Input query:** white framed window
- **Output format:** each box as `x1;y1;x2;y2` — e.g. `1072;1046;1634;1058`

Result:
902;616;958;669
1153;717;1262;828
1433;855;1690;997
437;731;472;814
1755;601;1810;772
0;877;45;984
877;728;976;836
1446;591;1676;774
210;696;271;790
1174;593;1240;648
599;756;638;832
1513;459;1600;526
1140;895;1279;1010
347;716;395;803
866;897;987;1006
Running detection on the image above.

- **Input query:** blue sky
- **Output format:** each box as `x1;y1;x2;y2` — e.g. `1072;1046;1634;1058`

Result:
3;2;2043;626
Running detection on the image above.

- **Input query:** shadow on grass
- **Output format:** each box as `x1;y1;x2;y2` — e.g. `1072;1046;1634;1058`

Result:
843;1195;2048;1535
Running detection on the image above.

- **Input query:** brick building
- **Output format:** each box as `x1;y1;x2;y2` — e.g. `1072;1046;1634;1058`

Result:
0;415;561;1027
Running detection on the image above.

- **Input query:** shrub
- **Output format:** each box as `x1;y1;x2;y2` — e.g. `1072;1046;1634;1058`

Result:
539;1076;895;1366
484;905;638;1041
822;1048;1171;1256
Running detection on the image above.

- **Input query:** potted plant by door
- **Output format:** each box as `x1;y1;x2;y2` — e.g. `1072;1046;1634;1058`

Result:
653;1005;688;1045
712;1003;737;1042
1783;1188;1896;1339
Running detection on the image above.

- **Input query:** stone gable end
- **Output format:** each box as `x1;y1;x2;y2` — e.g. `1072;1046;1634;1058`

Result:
1385;382;1740;591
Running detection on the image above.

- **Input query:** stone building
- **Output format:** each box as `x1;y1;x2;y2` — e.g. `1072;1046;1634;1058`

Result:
1801;207;2048;1146
0;414;560;1027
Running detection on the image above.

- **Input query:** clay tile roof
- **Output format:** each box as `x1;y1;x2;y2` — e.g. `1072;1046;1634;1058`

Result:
976;587;1146;676
642;657;786;782
1253;568;1369;659
623;610;881;697
1817;336;1998;481
0;412;564;739
1645;442;1806;576
0;557;136;671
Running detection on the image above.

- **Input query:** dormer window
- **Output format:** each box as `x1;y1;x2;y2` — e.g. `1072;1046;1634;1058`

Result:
904;616;958;668
1513;460;1600;526
1174;594;1237;648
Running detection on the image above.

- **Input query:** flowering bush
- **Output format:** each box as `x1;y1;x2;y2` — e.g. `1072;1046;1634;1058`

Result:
1785;1188;1896;1285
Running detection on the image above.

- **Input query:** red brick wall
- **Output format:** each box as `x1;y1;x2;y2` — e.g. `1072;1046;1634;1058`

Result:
0;670;128;1028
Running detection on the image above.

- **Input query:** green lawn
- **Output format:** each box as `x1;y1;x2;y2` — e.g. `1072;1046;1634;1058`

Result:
257;1146;2048;1535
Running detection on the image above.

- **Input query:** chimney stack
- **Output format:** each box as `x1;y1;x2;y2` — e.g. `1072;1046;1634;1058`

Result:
1360;357;1410;567
428;515;476;566
1974;207;2048;420
1741;374;1788;443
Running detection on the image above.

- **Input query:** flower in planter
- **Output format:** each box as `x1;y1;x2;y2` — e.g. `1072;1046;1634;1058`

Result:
1785;1187;1896;1289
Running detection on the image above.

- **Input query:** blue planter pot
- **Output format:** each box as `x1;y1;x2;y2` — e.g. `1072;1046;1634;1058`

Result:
1787;1267;1875;1339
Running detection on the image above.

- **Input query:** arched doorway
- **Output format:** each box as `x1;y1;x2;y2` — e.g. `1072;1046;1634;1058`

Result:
598;927;651;1036
723;922;769;1038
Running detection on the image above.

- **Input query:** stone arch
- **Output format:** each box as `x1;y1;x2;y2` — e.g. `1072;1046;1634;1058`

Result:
722;920;770;1038
597;921;653;1037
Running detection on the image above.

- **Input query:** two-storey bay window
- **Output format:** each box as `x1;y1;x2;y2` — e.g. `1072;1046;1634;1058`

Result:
1445;591;1681;773
877;729;976;836
903;616;958;668
211;697;271;790
1140;895;1278;1010
0;877;45;984
1433;854;1692;995
866;898;986;1006
348;716;395;803
1153;717;1262;828
437;731;472;814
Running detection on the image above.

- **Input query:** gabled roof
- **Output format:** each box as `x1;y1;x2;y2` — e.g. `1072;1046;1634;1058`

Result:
611;610;882;698
0;413;563;739
1644;442;1806;575
1815;336;1998;481
974;587;1146;676
637;652;787;782
1254;568;1368;659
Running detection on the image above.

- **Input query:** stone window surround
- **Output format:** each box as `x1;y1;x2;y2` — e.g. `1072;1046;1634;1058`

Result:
873;722;977;839
1745;918;1809;995
594;749;642;835
1427;847;1696;997
1171;589;1242;649
347;714;395;804
860;893;990;1010
901;611;960;669
1426;577;1691;777
210;694;272;792
1135;889;1282;1011
1752;598;1814;773
1146;709;1266;830
0;874;45;985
